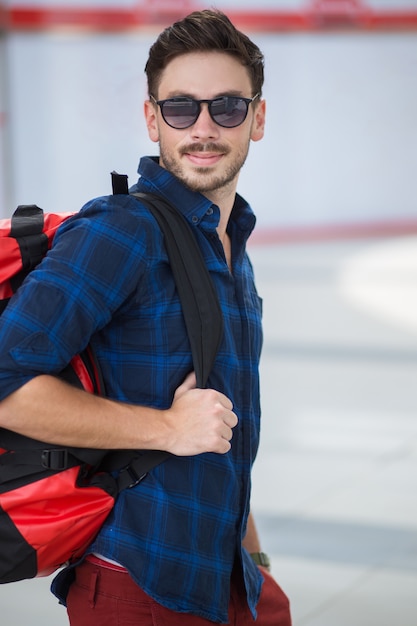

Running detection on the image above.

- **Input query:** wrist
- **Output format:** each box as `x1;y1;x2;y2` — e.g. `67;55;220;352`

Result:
250;552;271;571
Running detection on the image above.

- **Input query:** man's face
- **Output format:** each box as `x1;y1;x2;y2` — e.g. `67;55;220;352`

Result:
145;51;265;199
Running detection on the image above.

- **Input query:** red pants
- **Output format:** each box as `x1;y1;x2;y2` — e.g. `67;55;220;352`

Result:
66;559;292;625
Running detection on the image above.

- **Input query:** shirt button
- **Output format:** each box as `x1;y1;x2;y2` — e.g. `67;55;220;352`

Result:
192;215;199;224
206;207;214;216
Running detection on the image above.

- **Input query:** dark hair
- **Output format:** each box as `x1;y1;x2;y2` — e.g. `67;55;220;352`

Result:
145;9;264;98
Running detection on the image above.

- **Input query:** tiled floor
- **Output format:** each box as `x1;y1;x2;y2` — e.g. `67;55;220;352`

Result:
1;235;416;625
250;235;417;625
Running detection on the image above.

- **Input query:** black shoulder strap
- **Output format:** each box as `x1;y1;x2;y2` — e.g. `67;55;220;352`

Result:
132;192;223;389
109;173;224;489
111;171;223;389
9;205;49;293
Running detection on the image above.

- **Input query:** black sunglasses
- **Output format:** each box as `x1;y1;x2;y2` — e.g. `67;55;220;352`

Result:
150;93;260;129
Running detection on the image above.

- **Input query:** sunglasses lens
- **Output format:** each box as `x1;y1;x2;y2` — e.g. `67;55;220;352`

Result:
161;98;199;129
158;96;252;129
210;97;248;128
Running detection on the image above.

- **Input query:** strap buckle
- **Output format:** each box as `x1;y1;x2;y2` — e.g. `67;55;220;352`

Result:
119;464;148;489
41;449;71;471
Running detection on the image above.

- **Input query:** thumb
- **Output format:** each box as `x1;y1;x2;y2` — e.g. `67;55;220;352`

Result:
174;371;197;400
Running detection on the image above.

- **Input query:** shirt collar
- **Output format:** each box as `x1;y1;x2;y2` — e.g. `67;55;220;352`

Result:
135;156;256;241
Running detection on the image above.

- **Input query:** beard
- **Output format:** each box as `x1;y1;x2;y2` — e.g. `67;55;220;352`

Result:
159;141;250;194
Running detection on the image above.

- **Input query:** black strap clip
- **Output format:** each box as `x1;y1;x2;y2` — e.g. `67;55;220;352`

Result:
118;464;148;489
111;171;129;195
41;448;72;471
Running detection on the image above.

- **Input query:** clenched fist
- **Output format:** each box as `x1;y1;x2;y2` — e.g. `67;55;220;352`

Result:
161;372;238;456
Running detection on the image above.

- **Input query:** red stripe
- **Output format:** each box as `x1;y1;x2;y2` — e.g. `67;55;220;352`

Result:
2;6;417;32
69;354;95;394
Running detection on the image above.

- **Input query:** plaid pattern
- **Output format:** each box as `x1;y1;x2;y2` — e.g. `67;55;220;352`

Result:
0;157;264;622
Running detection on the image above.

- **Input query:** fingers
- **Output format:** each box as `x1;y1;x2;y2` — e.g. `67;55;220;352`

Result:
222;404;238;428
174;372;233;413
218;420;236;452
164;381;238;457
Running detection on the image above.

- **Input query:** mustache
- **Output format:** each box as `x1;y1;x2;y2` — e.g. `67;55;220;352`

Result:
179;143;230;155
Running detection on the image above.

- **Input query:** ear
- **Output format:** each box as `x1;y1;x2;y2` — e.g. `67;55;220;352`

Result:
251;98;266;142
144;99;159;143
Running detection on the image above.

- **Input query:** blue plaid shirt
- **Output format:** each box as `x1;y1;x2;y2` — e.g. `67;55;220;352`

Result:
0;157;263;622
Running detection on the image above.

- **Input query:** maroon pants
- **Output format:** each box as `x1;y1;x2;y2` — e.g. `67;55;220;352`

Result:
66;559;292;625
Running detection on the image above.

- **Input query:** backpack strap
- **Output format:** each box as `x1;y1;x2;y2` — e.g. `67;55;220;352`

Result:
9;205;49;293
111;171;223;390
131;192;223;390
105;173;224;489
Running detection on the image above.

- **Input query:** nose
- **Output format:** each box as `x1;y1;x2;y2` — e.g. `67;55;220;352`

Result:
190;103;220;140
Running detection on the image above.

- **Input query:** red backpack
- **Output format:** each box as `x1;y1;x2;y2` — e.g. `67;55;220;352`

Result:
0;175;223;583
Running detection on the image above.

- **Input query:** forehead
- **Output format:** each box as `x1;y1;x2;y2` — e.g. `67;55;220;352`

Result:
157;51;252;99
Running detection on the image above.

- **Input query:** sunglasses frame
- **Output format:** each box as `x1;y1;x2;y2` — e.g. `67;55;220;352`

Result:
150;93;260;129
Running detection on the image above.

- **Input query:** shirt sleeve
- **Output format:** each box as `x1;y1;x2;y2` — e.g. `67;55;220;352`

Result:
0;195;151;401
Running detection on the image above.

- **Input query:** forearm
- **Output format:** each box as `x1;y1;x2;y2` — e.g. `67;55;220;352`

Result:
0;372;237;456
242;510;262;553
243;510;272;571
0;375;162;450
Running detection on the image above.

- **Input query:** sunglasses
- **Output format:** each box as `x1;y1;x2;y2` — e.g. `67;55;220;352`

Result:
150;93;260;129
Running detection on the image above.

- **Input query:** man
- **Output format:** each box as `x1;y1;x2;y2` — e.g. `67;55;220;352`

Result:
0;9;291;625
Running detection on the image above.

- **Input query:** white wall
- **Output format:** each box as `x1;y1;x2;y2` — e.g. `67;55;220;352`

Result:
250;32;417;229
2;27;417;229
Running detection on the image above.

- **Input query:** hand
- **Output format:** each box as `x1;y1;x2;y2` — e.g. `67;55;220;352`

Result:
162;372;238;456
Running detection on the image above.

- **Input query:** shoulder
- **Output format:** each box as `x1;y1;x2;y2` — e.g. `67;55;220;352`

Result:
66;193;161;229
55;194;165;253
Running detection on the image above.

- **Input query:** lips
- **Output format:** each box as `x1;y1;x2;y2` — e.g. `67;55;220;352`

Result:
181;143;228;167
185;152;223;166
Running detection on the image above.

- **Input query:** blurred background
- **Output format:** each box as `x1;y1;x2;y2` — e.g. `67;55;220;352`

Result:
0;1;416;624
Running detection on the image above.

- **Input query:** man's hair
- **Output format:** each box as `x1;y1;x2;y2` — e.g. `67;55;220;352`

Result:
145;9;264;98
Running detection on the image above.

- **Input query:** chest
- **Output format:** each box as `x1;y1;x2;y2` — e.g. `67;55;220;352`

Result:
94;251;262;404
